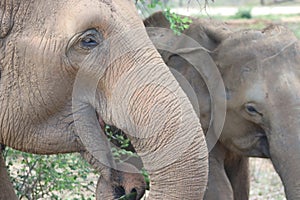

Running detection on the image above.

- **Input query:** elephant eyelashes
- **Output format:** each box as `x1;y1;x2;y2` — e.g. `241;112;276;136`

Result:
66;29;104;68
74;29;103;51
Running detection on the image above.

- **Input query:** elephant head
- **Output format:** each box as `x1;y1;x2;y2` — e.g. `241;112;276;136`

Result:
0;1;208;199
214;25;300;199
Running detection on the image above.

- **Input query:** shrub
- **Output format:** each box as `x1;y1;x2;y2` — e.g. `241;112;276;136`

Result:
3;148;97;200
234;7;252;19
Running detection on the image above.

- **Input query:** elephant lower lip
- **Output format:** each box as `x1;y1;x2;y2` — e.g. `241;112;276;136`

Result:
249;132;270;158
232;131;271;157
258;135;270;158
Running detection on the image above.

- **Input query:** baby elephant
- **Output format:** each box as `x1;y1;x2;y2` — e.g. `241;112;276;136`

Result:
145;12;300;200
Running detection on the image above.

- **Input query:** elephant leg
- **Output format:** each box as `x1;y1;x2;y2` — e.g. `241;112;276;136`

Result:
0;146;18;200
224;151;250;200
204;142;234;200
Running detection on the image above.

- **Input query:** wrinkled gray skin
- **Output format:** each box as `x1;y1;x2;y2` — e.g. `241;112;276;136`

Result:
0;2;208;199
145;12;300;200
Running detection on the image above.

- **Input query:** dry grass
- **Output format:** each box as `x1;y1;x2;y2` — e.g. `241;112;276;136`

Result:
223;16;300;38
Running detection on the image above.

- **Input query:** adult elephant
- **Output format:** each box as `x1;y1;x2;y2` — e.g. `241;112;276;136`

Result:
0;1;209;200
145;12;300;200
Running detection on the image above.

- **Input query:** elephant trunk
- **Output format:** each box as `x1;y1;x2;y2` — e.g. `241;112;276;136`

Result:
268;117;300;199
144;136;208;199
108;49;208;199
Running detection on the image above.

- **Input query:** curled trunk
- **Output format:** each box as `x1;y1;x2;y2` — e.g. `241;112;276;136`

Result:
107;54;209;199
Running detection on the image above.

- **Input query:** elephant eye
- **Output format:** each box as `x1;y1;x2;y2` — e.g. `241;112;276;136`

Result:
245;103;262;116
78;29;102;50
246;105;257;113
81;36;98;47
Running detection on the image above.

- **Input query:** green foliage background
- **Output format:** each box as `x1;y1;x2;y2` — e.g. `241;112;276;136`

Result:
4;149;96;200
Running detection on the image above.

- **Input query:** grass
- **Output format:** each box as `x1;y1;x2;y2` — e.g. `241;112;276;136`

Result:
227;16;300;39
200;14;300;38
205;0;300;7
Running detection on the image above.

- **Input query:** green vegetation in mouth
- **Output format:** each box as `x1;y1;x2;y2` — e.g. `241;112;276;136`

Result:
118;191;137;200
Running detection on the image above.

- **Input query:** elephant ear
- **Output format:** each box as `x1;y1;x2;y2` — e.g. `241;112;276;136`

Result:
181;18;232;52
0;1;20;39
174;47;227;152
214;24;299;73
144;12;232;53
143;11;170;28
202;20;232;44
146;17;231;150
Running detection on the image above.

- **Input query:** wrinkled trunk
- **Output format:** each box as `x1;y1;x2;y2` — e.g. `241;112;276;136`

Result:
110;57;208;199
74;44;208;198
269;117;300;199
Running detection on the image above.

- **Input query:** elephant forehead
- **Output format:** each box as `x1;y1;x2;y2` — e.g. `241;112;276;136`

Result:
274;71;300;100
22;0;140;38
277;71;299;88
56;0;111;34
54;0;140;37
244;80;267;103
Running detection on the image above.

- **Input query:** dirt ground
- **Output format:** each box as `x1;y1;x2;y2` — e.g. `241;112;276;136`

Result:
250;158;285;200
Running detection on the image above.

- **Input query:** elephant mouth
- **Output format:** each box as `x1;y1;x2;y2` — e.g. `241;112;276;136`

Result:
95;112;129;150
95;111;143;167
231;131;270;158
251;132;270;158
96;112;106;131
95;113;146;200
